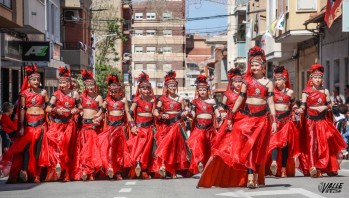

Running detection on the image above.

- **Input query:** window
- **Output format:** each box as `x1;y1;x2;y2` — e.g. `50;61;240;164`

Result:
146;47;156;53
146;30;156;36
135;30;143;36
134;64;143;70
147;64;156;71
146;12;156;20
0;0;12;9
162;12;172;19
163;47;172;54
134;46;143;53
163;30;172;36
135;13;143;20
296;0;317;11
163;64;172;71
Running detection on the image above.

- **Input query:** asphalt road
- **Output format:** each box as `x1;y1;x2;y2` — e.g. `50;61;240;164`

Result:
0;170;348;198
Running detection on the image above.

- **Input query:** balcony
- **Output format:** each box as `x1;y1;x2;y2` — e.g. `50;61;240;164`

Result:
132;53;185;62
61;42;91;69
132;36;184;45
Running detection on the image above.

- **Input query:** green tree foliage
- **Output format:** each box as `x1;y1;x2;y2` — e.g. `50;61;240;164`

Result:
95;64;122;98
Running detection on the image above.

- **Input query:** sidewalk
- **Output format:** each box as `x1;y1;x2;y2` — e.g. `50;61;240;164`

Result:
341;160;349;170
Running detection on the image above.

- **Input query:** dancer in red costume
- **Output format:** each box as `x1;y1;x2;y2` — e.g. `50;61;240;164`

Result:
197;68;248;188
186;74;221;175
127;72;155;179
97;74;133;180
71;70;103;181
266;66;300;178
202;46;276;189
1;64;49;183
45;66;80;182
297;64;347;177
153;70;191;178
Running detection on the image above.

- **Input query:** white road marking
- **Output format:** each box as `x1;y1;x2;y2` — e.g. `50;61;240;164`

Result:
119;188;132;193
216;188;326;198
125;181;136;185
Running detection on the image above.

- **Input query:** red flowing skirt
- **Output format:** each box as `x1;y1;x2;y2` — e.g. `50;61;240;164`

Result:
153;119;190;175
98;121;133;176
2;114;48;183
127;122;154;177
71;123;101;180
198;117;266;188
187;118;216;175
265;115;300;177
298;117;347;175
44;119;76;181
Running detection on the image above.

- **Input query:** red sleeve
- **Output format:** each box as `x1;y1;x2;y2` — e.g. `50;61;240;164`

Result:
1;115;18;133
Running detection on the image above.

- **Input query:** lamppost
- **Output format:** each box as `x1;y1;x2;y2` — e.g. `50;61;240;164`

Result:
92;32;117;76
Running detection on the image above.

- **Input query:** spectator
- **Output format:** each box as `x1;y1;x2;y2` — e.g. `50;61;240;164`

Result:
0;102;18;153
336;104;349;159
345;85;349;104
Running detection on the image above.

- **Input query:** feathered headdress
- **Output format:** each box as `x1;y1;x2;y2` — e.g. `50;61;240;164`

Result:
107;74;121;86
58;66;71;83
164;70;177;84
137;71;151;86
307;63;324;87
81;69;95;82
246;46;266;77
226;68;242;91
195;74;208;88
135;71;153;97
25;64;40;78
273;65;290;89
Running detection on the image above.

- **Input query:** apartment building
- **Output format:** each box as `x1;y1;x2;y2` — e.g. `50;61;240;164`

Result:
130;0;186;97
185;34;213;99
61;0;92;76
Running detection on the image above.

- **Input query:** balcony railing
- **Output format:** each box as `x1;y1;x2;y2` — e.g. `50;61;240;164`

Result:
236;41;246;58
62;42;92;54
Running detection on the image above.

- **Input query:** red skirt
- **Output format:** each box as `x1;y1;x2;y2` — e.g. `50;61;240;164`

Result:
127;124;154;177
198;118;265;188
153;119;190;175
44;118;76;181
2;114;48;183
298;117;347;175
98;122;133;176
230;112;271;171
265;114;300;177
71;123;101;180
187;119;216;175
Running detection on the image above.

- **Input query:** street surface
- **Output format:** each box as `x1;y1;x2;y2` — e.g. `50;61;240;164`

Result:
0;170;348;198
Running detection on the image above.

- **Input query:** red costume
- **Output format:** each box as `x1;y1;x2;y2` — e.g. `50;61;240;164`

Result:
298;64;347;177
265;66;300;177
44;67;77;181
127;72;154;179
186;75;217;175
71;70;102;181
198;46;271;188
1;64;49;183
97;74;132;179
152;70;190;178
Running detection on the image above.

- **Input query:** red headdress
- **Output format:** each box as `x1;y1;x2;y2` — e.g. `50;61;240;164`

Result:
246;46;266;78
81;69;97;95
107;74;123;97
136;71;153;97
21;64;40;91
58;66;71;80
163;70;177;95
227;67;242;91
273;65;291;89
307;63;324;87
195;74;210;98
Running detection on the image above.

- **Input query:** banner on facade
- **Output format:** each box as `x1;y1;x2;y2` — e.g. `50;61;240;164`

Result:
22;41;50;61
343;0;349;32
324;0;343;28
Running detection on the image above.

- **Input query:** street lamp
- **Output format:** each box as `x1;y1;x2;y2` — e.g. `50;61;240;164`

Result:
92;32;117;76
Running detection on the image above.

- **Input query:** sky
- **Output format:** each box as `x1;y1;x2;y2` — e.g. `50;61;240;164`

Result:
186;0;228;35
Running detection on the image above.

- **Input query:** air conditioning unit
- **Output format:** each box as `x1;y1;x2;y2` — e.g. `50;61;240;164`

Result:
157;82;163;88
64;10;80;22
